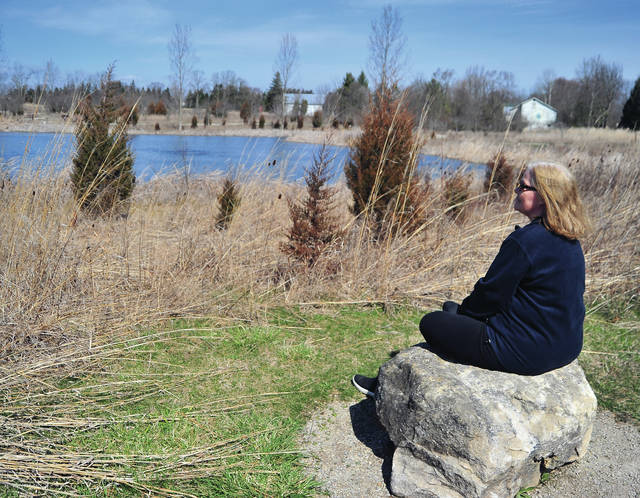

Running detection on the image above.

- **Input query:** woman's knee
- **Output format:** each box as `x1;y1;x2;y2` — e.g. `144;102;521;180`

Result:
419;311;444;341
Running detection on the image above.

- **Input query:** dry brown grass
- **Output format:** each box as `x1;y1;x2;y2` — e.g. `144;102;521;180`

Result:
1;131;638;362
422;127;640;164
1;127;638;492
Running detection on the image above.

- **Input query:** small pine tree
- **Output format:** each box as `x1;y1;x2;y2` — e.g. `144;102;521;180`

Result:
148;100;167;115
240;100;251;124
312;110;323;128
71;65;135;217
442;170;471;220
204;112;210;127
619;76;640;130
344;88;422;235
216;177;241;230
191;115;198;128
297;115;304;129
154;122;160;131
265;72;283;112
281;143;339;267
120;104;139;126
259;114;265;129
484;152;515;200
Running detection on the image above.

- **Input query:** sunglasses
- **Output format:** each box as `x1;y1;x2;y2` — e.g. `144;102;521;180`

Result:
514;181;537;194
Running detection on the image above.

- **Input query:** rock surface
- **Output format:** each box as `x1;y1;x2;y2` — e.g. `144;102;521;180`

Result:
376;346;597;498
299;401;640;498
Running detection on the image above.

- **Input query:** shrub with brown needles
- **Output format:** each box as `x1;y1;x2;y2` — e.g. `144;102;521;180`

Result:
216;176;241;230
484;152;515;201
442;169;472;220
281;143;340;267
344;87;424;236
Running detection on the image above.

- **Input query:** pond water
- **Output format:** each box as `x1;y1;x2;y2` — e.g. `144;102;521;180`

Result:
0;132;484;182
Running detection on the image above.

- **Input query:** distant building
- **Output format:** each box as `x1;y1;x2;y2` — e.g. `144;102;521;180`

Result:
284;93;325;116
504;97;557;129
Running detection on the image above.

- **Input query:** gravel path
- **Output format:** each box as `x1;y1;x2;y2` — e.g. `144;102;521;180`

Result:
300;399;640;497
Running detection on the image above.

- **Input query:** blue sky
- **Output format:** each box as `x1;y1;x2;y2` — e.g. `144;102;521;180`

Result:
1;0;639;94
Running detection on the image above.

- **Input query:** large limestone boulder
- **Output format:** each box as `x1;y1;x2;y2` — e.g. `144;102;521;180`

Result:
376;346;597;498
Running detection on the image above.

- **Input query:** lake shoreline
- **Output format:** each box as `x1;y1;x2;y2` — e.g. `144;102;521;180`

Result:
4;111;636;168
1;114;358;147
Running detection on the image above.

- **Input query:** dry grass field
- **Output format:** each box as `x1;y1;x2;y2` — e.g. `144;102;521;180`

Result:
0;125;638;493
2;126;637;361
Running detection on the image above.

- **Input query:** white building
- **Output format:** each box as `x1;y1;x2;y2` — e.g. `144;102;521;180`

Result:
504;97;557;129
284;93;324;116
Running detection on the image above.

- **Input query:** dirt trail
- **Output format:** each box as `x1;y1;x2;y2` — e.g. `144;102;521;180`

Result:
300;399;640;497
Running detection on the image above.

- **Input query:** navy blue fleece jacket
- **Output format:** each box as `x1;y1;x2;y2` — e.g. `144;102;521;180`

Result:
458;220;585;375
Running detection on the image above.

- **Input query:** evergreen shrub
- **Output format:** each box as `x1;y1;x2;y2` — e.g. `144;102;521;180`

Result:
71;67;135;217
619;77;640;130
484;152;515;200
312;110;322;129
216;177;241;230
344;88;425;235
442;170;471;220
240;101;251;124
282;143;339;267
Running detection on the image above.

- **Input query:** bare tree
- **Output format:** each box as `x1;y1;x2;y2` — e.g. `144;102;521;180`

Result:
406;68;454;130
274;33;298;120
576;55;624;127
451;66;518;131
368;5;407;91
534;69;556;104
548;77;581;125
190;69;205;110
168;24;193;131
10;62;31;98
211;70;240;117
5;63;31;114
32;59;59;106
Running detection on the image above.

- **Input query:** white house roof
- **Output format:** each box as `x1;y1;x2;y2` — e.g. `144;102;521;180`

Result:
517;97;557;113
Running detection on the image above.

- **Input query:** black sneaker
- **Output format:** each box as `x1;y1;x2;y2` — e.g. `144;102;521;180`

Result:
352;374;378;398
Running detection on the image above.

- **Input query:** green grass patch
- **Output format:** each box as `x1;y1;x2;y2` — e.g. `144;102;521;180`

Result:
14;305;421;495
580;307;640;423
3;304;637;495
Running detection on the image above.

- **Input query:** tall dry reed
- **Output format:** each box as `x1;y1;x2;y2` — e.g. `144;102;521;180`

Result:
2;129;638;359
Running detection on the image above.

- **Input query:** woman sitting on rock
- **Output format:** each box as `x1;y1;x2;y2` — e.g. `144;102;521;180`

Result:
353;161;591;397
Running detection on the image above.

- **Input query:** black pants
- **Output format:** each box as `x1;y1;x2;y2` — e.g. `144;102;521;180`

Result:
419;302;503;371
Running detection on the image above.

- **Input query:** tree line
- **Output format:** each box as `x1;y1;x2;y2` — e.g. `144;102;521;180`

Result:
326;58;637;131
1;20;639;131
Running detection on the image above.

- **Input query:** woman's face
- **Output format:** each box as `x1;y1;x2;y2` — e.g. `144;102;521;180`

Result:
514;170;546;220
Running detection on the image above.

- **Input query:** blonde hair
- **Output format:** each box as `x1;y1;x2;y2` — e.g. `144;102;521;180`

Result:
526;162;591;240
